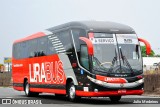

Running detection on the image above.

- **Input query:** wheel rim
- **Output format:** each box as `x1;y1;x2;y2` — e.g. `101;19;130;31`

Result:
69;85;75;99
25;83;29;95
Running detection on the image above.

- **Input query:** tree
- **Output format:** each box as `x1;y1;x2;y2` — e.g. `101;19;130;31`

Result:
141;46;155;57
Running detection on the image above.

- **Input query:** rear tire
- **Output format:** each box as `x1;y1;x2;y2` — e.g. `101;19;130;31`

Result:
109;96;121;102
67;82;80;102
24;80;39;97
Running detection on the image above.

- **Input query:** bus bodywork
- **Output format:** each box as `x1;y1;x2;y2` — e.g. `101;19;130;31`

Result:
12;21;151;101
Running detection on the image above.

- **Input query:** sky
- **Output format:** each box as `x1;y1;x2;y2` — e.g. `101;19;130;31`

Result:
0;0;160;63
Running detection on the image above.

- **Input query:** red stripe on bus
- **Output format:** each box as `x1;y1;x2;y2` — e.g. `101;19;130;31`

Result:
76;90;143;97
96;75;127;83
14;32;46;44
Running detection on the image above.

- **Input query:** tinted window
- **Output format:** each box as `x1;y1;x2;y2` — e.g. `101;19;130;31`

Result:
71;29;87;69
13;42;27;59
28;39;38;58
37;37;47;56
13;43;19;59
21;42;28;58
80;45;89;70
13;30;75;59
72;29;86;51
57;30;72;53
47;30;73;54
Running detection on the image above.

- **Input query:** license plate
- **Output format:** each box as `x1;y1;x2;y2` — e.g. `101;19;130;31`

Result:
118;89;126;94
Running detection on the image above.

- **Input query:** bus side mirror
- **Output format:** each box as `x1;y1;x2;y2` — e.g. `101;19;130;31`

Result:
79;37;94;56
138;38;151;55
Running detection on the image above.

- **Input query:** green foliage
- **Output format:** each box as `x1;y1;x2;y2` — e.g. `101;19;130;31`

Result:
141;46;155;57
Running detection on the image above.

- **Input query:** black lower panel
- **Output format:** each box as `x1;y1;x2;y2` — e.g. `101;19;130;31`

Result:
13;83;23;87
13;83;65;89
30;84;65;89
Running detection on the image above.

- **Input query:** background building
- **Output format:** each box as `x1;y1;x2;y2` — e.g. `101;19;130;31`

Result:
143;57;160;71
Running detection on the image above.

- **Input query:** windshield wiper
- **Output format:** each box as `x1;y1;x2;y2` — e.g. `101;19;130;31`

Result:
108;48;118;73
112;49;118;65
119;47;134;75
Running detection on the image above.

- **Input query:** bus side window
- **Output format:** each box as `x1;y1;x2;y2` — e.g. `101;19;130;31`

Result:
34;52;38;57
80;45;89;70
57;30;72;53
41;51;45;56
28;39;38;58
72;29;86;51
16;43;21;59
37;37;47;56
21;42;28;58
71;29;87;69
13;44;20;59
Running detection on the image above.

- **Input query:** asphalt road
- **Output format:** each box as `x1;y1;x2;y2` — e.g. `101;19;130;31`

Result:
0;87;160;107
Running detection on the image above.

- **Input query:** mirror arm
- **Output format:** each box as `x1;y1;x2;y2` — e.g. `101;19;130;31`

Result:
138;38;151;55
79;37;94;56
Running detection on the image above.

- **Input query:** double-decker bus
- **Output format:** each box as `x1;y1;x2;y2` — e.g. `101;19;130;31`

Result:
12;21;151;102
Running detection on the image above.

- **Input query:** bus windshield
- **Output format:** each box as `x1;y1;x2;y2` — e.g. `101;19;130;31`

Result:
91;33;142;74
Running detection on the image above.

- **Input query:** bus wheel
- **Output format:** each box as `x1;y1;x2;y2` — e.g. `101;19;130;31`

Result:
109;96;121;102
24;80;39;97
24;80;31;97
67;82;79;102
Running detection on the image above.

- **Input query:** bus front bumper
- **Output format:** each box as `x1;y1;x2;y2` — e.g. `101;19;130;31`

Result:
76;89;144;97
87;76;144;89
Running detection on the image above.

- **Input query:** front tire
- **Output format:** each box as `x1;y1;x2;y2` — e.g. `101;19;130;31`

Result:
109;96;121;102
67;82;80;102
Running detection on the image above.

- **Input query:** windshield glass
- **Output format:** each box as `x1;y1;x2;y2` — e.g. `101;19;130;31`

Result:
90;33;117;72
116;34;142;73
90;33;142;74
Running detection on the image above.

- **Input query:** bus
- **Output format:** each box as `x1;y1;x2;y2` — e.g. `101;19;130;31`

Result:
12;21;151;102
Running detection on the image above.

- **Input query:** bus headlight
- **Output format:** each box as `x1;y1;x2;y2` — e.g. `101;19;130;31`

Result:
96;80;104;85
87;76;104;85
138;78;144;84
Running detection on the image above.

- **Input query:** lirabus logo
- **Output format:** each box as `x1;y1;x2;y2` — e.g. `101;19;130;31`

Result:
29;61;64;83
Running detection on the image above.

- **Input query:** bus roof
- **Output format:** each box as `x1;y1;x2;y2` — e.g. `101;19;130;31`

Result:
14;32;46;44
14;21;135;44
47;21;135;34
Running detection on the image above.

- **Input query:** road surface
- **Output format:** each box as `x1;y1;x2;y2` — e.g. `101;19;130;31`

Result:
0;87;159;107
